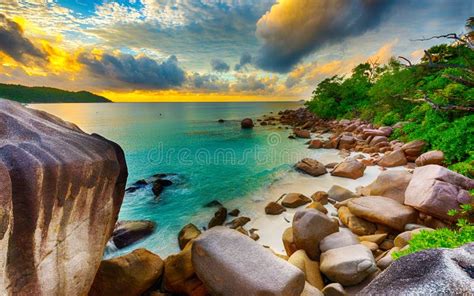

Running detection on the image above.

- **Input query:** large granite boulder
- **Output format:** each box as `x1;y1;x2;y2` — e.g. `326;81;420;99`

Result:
192;227;305;296
296;158;327;177
405;165;474;221
0;99;127;295
359;170;412;203
360;243;474;295
293;209;339;260
331;160;366;179
320;244;377;286
89;249;163;296
348;196;417;231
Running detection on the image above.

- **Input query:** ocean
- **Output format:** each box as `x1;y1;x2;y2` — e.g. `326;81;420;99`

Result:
31;102;317;257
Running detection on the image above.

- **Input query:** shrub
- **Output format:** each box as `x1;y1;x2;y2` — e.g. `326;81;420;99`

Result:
392;225;474;259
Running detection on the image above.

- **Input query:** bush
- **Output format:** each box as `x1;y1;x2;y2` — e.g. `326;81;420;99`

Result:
392;225;474;259
450;153;474;178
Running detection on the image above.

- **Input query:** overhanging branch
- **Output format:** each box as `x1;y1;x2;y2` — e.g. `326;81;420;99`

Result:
402;94;474;112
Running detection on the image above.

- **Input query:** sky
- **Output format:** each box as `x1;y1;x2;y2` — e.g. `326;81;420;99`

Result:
0;0;472;102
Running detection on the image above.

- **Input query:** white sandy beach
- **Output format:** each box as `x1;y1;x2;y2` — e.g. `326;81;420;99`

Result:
227;145;408;255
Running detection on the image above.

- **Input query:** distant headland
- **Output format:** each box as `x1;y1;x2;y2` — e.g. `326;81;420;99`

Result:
0;83;111;103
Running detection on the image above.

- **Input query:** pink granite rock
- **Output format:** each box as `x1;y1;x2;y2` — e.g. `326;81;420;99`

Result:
405;165;474;221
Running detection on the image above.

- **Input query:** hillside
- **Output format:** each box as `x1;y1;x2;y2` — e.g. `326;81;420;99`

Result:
0;83;111;103
307;42;474;177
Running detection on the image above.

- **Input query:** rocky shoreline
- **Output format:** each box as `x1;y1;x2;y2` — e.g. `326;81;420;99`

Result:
1;100;473;295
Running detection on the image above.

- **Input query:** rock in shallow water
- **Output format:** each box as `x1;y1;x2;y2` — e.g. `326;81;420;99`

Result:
178;223;201;250
192;227;305;296
360;243;474;295
241;118;254;129
0;99;127;295
112;220;155;249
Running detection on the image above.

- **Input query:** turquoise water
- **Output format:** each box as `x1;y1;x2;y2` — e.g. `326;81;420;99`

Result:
31;102;313;257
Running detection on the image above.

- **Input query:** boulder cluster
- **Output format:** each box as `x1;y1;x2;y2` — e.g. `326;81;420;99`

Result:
2;101;472;295
92;107;473;295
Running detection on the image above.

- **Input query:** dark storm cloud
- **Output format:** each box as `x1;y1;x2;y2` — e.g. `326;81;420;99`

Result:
78;53;186;89
255;0;396;73
234;52;252;71
87;1;276;71
210;59;230;72
0;13;46;63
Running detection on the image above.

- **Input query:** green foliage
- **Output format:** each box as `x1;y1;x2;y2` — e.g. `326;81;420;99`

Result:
394;196;474;259
450;153;474;178
307;41;474;173
392;225;474;259
0;83;111;103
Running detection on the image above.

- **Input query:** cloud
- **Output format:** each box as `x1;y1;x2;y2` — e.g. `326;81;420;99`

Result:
285;39;398;91
0;13;46;64
231;74;279;93
78;53;186;89
234;52;253;71
255;0;395;73
187;72;229;92
210;58;230;72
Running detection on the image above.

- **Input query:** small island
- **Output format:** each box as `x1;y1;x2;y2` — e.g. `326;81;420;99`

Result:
0;83;111;103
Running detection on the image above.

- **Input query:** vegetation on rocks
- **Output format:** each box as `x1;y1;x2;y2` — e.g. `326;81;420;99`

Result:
307;20;474;177
394;197;474;259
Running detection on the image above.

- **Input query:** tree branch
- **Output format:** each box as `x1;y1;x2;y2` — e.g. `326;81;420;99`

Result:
402;95;474;112
442;74;474;87
411;33;465;43
398;56;412;66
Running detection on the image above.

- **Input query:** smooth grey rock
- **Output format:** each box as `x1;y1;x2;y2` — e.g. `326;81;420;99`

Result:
293;209;339;260
192;227;305;296
320;244;377;286
360;243;474;295
320;229;360;253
